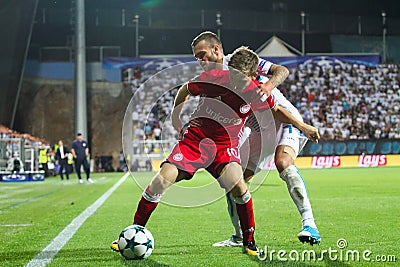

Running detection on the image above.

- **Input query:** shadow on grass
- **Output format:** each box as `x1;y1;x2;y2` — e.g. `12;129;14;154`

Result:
120;258;171;267
255;183;281;187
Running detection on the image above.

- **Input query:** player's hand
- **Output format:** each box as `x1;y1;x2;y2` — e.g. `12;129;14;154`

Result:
257;82;274;98
302;124;320;143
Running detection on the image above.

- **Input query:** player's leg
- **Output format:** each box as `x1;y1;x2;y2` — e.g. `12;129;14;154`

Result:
111;163;187;252
133;162;182;226
275;126;320;245
74;159;83;183
212;168;255;247
218;128;252;246
59;161;64;180
82;158;92;183
64;160;70;180
218;162;260;256
213;131;261;248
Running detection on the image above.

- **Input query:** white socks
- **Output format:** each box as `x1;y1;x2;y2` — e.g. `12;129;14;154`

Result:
226;192;242;238
142;186;162;203
280;165;316;228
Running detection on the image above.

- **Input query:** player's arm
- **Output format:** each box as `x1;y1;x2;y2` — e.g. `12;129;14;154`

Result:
71;148;76;159
171;83;191;132
271;105;320;144
257;62;289;97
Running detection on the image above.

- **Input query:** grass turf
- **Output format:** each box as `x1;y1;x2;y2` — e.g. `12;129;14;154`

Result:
0;167;399;266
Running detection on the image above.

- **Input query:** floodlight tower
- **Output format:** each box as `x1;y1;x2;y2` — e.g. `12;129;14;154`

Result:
216;12;223;39
301;11;306;56
381;11;387;63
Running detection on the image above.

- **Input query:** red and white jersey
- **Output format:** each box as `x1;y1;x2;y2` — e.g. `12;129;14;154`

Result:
185;69;275;147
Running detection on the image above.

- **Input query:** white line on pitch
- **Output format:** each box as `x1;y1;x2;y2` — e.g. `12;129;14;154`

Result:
0;224;33;227
25;173;130;267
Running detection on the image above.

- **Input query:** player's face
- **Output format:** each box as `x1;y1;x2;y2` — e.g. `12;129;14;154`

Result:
193;40;222;71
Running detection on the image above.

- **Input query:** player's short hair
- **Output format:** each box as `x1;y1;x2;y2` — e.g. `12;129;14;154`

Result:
228;46;259;91
191;31;223;52
229;46;259;77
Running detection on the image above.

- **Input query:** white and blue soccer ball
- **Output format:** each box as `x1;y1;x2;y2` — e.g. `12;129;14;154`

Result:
118;224;154;260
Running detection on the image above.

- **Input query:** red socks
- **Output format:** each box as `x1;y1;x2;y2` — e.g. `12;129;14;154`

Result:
234;190;255;244
133;196;158;226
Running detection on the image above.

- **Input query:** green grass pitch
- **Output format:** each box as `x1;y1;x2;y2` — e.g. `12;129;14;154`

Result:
0;167;398;266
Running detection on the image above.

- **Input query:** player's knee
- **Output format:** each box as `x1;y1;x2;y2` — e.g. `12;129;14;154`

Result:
159;163;178;183
275;146;296;172
275;157;291;173
149;171;175;194
218;162;243;192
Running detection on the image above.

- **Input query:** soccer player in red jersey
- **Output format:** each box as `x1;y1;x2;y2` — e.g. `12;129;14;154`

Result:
111;46;317;256
191;31;321;247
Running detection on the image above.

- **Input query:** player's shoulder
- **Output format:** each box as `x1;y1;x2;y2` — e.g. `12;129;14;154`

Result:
197;69;229;82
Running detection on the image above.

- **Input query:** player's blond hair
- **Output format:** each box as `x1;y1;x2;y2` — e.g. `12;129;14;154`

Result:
228;46;259;90
191;31;223;52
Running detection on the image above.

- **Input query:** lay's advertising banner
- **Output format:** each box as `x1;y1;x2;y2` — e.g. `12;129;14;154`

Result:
153;154;399;172
292;154;400;169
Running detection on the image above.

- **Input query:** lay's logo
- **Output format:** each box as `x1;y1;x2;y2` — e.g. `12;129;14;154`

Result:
311;156;341;168
358;155;387;167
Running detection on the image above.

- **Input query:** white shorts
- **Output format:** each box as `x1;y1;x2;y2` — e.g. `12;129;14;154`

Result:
240;121;307;173
276;123;308;157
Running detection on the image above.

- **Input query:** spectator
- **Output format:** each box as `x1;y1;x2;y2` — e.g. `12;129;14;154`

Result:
39;144;50;177
55;140;70;180
71;133;93;184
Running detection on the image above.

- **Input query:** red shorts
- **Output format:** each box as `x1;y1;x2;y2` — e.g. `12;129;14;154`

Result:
165;138;241;178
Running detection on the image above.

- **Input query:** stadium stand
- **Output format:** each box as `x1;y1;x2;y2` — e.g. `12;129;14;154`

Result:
283;62;400;140
127;60;400;151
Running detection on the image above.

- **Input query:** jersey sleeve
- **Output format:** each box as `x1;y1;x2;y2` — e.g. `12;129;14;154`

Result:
257;58;273;77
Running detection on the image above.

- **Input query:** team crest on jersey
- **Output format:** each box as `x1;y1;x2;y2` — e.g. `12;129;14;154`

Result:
172;153;183;161
240;104;251;114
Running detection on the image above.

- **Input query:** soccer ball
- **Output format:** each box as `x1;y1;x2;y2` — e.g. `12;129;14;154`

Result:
118;224;154;260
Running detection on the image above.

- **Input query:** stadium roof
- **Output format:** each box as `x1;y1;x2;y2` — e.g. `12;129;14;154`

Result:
256;36;301;57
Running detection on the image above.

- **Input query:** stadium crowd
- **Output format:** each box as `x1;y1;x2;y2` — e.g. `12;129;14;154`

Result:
283;62;400;140
126;60;400;153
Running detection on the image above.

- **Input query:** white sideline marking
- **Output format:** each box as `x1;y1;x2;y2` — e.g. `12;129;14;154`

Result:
25;173;130;267
0;224;33;227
